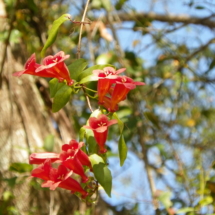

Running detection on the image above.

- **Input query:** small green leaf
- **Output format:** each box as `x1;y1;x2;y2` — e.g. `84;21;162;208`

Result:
176;207;194;214
41;14;71;57
49;78;65;98
52;84;72;112
43;134;55;152
9;163;33;173
112;113;127;166
68;59;88;81
158;191;172;209
79;74;99;84
112;112;124;132
85;129;98;154
199;196;213;206
102;0;111;11
77;64;115;82
89;154;112;197
79;127;86;142
3;177;17;187
195;6;204;9
119;134;127;166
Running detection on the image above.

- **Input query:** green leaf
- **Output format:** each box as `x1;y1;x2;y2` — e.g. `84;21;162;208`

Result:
3;177;17;187
68;59;88;81
9;163;33;173
85;129;98;154
144;111;160;129
102;0;111;11
119;134;127;166
158;191;172;209
77;64;115;82
112;112;124;132
79;74;99;84
52;84;72;112
41;14;71;57
195;6;205;9
49;78;65;98
43;134;55;152
112;113;127;166
89;154;112;197
176;207;194;214
199;196;213;206
79;127;86;142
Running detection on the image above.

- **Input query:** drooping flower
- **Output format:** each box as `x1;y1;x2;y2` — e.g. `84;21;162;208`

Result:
61;140;92;168
59;140;91;183
31;159;88;198
13;51;74;86
108;76;145;112
84;114;117;153
93;67;126;104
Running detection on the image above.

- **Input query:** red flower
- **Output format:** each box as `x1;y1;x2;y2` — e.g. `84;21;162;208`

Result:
61;140;92;168
31;159;88;198
13;51;74;86
29;152;60;165
36;51;73;85
60;140;91;183
84;114;117;153
108;76;145;112
93;67;126;104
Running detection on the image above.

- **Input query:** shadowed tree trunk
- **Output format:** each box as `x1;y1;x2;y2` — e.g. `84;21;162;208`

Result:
0;1;82;214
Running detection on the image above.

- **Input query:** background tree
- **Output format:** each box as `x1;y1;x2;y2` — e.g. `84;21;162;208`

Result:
1;0;215;214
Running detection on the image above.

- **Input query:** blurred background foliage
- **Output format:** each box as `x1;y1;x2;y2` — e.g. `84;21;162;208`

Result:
1;0;215;214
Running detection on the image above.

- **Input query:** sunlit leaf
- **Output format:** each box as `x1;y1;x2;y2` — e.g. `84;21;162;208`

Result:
41;14;71;57
158;191;172;209
49;78;65;98
77;64;115;82
68;58;88;81
52;84;72;112
89;154;112;197
119;134;127;166
176;207;194;214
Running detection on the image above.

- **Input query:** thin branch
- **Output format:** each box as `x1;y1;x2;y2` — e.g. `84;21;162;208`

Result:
77;0;90;59
104;12;215;29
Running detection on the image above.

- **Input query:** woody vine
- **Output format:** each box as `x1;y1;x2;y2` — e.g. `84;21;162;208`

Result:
12;1;145;202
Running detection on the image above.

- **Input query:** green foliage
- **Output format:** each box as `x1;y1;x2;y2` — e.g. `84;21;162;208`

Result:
112;113;127;166
68;59;88;81
9;163;33;173
52;84;73;112
89;154;112;197
43;134;55;152
49;79;73;112
41;14;71;57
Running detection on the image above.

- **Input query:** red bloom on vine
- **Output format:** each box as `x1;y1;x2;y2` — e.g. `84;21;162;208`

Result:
93;67;126;104
13;51;74;86
60;140;90;183
36;51;73;85
108;76;145;112
84;114;117;153
60;140;92;169
31;159;88;198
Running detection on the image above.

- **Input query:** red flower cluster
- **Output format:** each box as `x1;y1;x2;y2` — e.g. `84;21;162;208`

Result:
84;114;117;153
13;51;74;86
93;67;145;112
29;140;91;198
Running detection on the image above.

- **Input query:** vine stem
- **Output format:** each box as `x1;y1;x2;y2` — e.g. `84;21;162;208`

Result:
76;0;93;113
77;0;91;59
